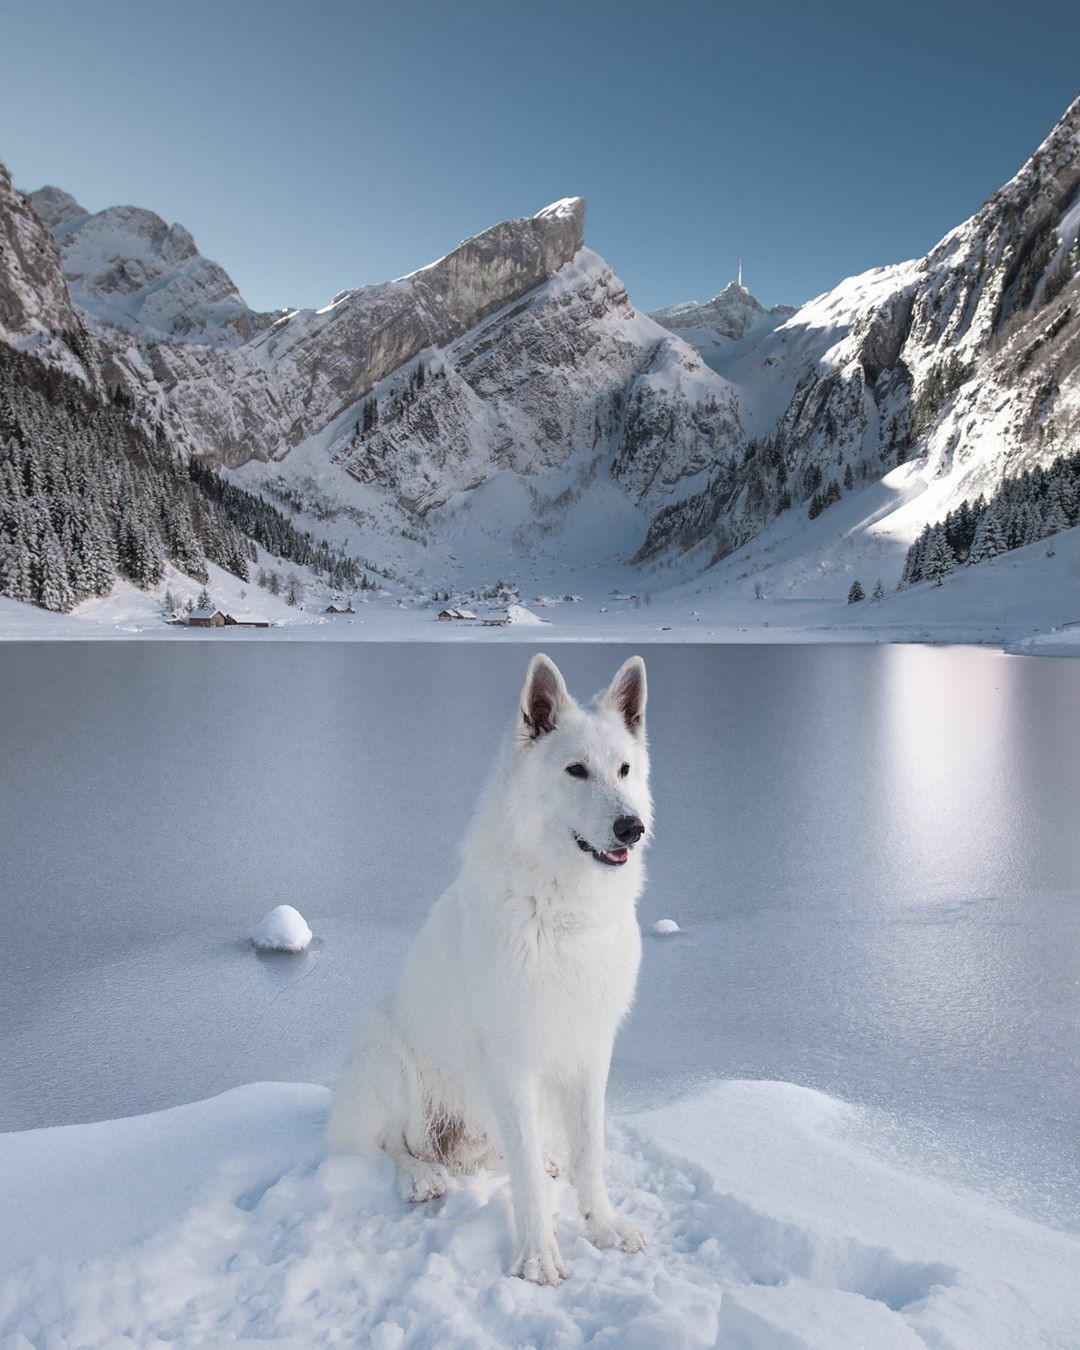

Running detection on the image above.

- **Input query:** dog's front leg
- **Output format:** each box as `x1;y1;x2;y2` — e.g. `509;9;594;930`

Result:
490;1075;568;1285
563;1060;646;1254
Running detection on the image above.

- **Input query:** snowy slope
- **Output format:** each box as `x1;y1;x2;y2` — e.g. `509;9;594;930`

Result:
1;1080;1076;1347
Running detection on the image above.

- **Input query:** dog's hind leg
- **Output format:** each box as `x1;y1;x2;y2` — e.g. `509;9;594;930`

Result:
329;1002;452;1202
385;1134;449;1203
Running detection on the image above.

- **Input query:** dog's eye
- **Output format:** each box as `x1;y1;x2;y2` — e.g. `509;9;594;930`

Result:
619;763;630;778
565;763;588;779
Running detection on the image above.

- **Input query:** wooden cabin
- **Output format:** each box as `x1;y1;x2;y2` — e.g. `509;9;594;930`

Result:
187;608;227;628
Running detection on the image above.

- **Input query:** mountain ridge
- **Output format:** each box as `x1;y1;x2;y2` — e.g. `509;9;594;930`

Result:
2;92;1079;620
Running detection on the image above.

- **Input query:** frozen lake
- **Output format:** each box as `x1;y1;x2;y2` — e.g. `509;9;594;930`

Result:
1;642;1078;1232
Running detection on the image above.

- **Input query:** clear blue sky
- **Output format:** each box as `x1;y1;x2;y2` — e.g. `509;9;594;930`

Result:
2;0;1078;314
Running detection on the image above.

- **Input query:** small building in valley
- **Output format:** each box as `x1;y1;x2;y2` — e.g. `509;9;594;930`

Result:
187;608;228;628
438;608;478;621
225;614;270;629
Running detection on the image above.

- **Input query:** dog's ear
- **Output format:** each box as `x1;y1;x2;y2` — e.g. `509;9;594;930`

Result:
602;656;647;736
519;653;569;742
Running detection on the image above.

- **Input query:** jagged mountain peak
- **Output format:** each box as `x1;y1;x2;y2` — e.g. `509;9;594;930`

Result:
26;187;274;347
650;279;796;342
26;185;86;234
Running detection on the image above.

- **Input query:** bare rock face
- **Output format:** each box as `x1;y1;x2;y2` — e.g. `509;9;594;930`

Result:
0;166;83;346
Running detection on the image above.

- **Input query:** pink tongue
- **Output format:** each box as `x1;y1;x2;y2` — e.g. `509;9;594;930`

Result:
604;848;629;863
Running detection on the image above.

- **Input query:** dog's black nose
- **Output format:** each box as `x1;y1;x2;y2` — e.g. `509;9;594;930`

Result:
613;815;645;845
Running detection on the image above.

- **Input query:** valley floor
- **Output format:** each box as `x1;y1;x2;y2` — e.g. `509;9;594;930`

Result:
2;517;1080;655
2;1079;1077;1349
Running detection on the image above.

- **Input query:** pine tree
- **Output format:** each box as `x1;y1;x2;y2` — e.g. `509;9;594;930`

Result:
922;529;956;585
0;513;34;603
843;463;854;492
968;512;1006;564
872;579;885;602
847;579;865;604
1042;499;1068;538
36;525;74;611
197;585;212;610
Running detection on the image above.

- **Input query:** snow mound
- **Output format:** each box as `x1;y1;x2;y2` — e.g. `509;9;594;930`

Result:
653;918;681;935
505;603;548;626
253;905;312;953
1;1080;1077;1347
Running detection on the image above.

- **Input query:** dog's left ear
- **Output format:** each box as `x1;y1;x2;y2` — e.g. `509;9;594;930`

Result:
603;656;647;736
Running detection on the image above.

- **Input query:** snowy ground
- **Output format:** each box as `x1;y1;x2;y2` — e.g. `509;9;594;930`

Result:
2;1080;1077;1348
2;517;1080;653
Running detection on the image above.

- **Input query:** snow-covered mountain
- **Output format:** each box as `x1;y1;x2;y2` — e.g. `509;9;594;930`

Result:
2;90;1079;617
28;186;277;347
651;280;796;344
5;177;744;531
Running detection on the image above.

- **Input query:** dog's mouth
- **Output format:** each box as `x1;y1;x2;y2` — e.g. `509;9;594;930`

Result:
574;833;630;866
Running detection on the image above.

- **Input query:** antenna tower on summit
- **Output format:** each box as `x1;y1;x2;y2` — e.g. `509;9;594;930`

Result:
738;258;743;288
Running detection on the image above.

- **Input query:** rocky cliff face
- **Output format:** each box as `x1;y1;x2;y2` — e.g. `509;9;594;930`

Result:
639;94;1080;567
333;249;741;515
0;166;87;359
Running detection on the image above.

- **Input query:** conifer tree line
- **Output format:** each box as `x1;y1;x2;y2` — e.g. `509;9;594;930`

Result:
187;460;366;591
899;449;1080;588
0;344;366;612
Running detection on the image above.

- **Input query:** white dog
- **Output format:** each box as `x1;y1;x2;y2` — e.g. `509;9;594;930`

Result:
328;652;651;1284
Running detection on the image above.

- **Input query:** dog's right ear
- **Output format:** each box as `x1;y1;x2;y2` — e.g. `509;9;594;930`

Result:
518;653;568;743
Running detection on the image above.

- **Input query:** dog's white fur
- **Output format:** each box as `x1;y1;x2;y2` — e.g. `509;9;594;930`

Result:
328;653;652;1284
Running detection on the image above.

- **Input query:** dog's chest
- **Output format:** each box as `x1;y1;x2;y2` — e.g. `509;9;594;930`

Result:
493;903;641;1053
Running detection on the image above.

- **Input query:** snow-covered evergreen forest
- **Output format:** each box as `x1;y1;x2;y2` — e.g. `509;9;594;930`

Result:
899;449;1080;587
0;345;367;612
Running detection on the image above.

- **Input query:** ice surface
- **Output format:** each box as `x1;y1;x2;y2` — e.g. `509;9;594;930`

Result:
253;904;313;953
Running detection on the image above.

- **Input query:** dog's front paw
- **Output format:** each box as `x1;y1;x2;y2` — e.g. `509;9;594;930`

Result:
586;1213;647;1253
509;1236;569;1286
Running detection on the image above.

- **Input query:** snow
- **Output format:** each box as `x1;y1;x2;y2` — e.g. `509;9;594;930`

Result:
534;196;585;221
253;905;313;953
1;1079;1076;1347
504;602;547;625
652;918;681;935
